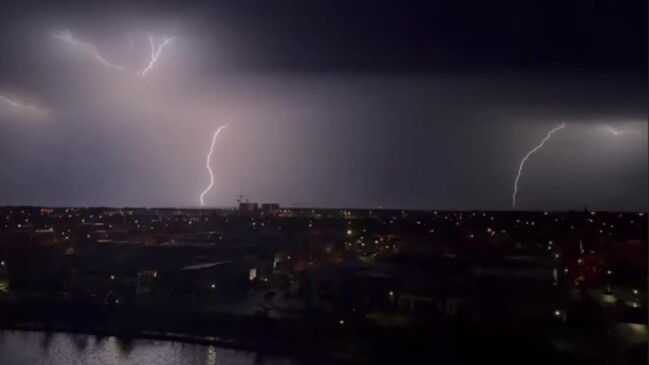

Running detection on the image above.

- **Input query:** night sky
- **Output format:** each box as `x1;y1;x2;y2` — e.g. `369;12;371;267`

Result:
0;0;647;210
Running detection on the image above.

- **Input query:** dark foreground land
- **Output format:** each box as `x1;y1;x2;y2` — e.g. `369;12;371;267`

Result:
0;206;647;363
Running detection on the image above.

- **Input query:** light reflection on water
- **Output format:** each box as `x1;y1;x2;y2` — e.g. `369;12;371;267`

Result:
0;331;302;365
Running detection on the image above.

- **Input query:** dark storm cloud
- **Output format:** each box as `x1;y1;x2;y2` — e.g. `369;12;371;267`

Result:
0;0;646;210
1;0;645;74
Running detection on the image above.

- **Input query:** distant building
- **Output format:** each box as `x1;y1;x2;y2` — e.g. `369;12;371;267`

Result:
0;261;9;293
33;228;58;245
239;202;259;213
261;203;280;214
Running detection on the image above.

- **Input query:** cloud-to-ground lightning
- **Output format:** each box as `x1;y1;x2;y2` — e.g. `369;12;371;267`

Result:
52;31;124;70
512;123;566;208
140;34;174;76
199;125;228;207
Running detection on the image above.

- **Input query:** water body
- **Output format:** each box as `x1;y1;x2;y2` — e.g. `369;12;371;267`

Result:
0;331;309;365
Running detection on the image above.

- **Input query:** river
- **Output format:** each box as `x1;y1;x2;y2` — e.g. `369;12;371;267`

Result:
0;331;314;365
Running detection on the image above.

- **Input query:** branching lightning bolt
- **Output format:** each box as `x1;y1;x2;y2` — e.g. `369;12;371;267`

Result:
512;123;566;208
52;31;124;70
199;125;228;207
140;34;174;76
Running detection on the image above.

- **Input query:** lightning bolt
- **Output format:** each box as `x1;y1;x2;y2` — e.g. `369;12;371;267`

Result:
140;34;174;76
512;123;566;208
52;31;124;70
199;125;228;207
0;95;41;113
0;95;21;108
603;126;640;136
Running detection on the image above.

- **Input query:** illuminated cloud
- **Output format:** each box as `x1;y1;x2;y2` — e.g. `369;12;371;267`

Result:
602;126;641;136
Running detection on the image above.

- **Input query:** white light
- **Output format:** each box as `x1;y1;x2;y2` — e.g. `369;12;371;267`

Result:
512;123;566;208
52;30;124;70
140;34;174;76
603;126;641;136
199;125;228;207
